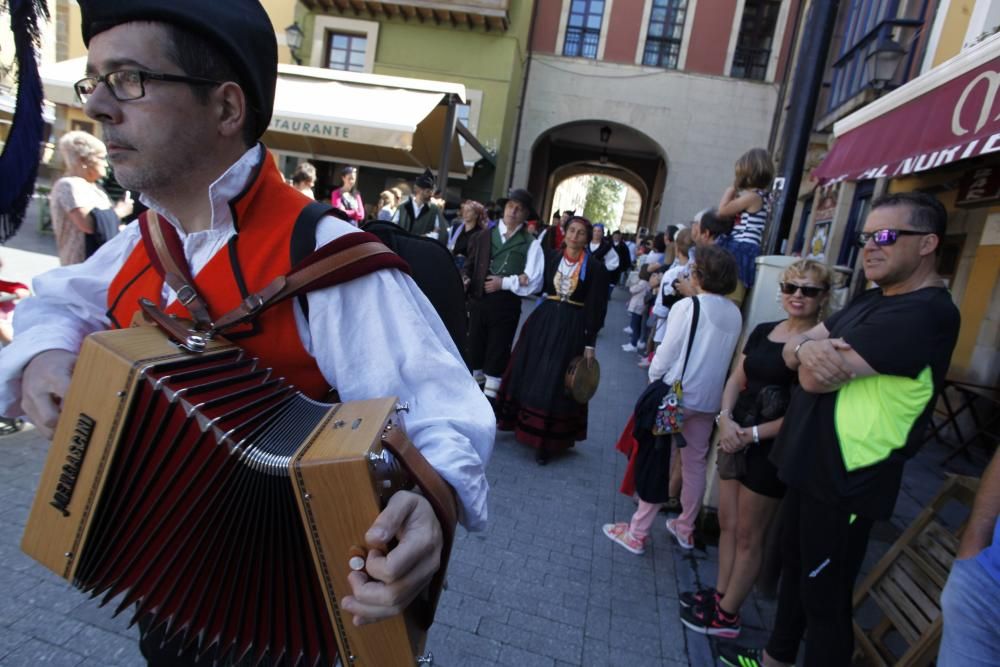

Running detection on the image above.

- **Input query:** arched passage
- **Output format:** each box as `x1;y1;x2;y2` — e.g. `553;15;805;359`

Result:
526;120;668;232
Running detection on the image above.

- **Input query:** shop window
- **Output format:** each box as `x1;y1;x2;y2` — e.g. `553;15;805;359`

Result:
731;0;782;81
827;0;926;113
837;180;875;268
642;0;688;69
564;0;605;59
326;32;367;72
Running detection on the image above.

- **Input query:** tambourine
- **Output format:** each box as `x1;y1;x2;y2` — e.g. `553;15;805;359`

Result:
564;355;600;404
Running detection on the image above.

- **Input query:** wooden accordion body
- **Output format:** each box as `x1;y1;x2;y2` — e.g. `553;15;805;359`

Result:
22;326;449;666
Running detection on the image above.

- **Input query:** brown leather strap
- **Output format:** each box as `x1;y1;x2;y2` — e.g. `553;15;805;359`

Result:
210;241;395;334
137;298;209;352
381;425;457;629
143;211;214;330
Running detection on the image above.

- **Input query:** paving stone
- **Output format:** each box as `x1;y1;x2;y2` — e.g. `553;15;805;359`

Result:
0;638;84;667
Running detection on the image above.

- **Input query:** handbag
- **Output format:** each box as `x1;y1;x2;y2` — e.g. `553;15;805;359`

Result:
652;297;700;436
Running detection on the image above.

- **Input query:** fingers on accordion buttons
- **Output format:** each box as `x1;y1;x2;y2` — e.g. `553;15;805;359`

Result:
349;546;367;572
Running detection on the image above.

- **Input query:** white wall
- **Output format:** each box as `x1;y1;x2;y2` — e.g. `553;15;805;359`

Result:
513;55;780;230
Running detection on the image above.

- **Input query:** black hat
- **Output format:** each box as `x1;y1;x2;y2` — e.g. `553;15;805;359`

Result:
497;188;537;220
78;0;278;140
414;169;435;189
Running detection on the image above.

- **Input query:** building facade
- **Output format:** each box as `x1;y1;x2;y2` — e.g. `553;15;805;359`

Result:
512;0;804;231
780;0;1000;386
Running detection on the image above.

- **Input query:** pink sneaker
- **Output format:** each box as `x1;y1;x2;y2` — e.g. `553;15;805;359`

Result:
602;522;645;555
637;357;651;368
665;518;694;550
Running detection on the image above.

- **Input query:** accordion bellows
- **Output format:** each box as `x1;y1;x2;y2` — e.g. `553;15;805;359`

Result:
22;326;440;666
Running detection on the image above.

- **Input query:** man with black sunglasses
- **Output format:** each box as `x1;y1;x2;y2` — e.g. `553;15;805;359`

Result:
719;191;960;667
0;2;495;665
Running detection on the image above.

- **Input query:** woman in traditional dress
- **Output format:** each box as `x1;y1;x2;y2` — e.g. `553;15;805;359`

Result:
496;215;608;465
330;165;364;225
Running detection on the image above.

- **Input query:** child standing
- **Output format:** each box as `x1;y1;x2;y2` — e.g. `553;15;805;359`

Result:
717;148;774;288
622;272;650;352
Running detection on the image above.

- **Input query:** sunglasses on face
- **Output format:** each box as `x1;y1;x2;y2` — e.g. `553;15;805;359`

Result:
779;282;826;298
856;228;929;247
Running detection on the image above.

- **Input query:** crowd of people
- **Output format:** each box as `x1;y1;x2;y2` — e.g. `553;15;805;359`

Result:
2;1;993;665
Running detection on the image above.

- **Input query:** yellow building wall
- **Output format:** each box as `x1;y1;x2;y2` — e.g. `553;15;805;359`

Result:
931;0;976;66
63;1;295;63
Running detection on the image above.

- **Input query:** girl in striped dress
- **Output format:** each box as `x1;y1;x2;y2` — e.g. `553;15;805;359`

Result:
718;148;775;288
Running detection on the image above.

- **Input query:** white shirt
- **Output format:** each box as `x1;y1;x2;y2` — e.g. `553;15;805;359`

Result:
648;294;742;413
0;146;495;531
590;241;619;272
495;220;545;296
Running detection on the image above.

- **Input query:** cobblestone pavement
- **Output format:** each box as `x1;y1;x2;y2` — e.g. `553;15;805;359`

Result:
0;236;986;666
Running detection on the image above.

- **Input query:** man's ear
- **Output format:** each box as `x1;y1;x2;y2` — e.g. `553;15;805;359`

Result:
215;81;248;140
920;233;941;257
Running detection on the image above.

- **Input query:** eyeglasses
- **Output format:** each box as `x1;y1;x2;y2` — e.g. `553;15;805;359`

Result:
856;228;929;247
74;69;222;104
779;282;827;298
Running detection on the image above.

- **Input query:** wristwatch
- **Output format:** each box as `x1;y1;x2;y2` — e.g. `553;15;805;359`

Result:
752;425;760;445
793;337;811;361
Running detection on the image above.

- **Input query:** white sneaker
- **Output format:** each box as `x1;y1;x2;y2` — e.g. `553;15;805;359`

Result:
623;326;633;334
622;343;637;352
665;518;694;550
637;341;646;350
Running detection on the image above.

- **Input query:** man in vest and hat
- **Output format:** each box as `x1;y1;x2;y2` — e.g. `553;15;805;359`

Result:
462;188;545;400
0;2;494;664
395;168;446;241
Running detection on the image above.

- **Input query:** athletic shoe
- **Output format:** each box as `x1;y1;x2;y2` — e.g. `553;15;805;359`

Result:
637;357;651;368
679;586;718;609
637;341;646;350
602;523;645;555
680;601;741;639
665;518;694;550
717;643;765;667
622;343;637;352
623;326;633;334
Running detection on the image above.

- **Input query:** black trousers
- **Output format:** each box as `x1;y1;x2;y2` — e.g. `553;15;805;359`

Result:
467;291;522;377
766;488;874;667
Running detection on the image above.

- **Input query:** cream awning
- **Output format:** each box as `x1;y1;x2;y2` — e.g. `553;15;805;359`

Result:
39;58;480;177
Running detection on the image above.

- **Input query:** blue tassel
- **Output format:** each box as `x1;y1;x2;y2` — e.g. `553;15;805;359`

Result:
0;0;50;243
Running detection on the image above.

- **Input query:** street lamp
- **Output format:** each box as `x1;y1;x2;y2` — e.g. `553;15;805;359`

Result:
598;125;611;164
864;37;905;91
285;22;305;65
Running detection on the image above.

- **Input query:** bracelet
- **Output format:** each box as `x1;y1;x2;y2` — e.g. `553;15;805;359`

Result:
752;425;760;445
793;337;811;361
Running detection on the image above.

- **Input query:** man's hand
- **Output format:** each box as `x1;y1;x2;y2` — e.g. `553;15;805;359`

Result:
798;338;854;389
21;350;77;439
518;273;529;287
484;276;504;294
676;275;695;297
341;490;443;626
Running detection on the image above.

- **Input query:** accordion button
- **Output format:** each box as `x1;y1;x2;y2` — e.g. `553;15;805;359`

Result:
349;556;366;571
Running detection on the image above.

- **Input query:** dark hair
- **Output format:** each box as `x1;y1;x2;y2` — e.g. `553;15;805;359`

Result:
162;25;257;148
871;191;947;240
653;232;667;253
665;225;679;243
699;208;734;238
566;215;594;243
693;245;738;295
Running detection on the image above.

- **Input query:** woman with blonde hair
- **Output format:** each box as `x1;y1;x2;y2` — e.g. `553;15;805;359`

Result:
679;258;830;639
50;130;132;265
377;190;397;221
447;200;486;269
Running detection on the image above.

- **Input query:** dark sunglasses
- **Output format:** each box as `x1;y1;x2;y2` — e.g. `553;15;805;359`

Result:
779;282;826;298
856;228;929;247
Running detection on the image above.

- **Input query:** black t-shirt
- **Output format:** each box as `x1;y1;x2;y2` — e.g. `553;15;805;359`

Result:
732;321;797;432
772;287;960;520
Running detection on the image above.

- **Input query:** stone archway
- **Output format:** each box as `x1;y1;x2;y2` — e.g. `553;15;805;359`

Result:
525;120;668;231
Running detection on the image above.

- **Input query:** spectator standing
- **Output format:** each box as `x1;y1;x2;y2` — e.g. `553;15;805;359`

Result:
717;148;775;288
376;190;397;221
330;165;364;225
622;270;650;352
395;169;446;241
719;192;961;667
603;245;742;554
50;130;132;265
681;259;830;639
448;200;486;270
290;162;316;199
611;230;632;286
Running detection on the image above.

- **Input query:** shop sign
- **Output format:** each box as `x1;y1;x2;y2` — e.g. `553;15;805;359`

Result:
814;50;1000;184
956;166;1000;207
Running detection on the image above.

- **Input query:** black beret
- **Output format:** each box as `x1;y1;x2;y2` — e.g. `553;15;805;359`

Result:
415;169;435;189
78;0;277;140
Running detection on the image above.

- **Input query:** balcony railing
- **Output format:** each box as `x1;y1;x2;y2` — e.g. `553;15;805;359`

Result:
301;0;510;31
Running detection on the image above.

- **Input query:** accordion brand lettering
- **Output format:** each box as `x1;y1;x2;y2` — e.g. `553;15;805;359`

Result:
49;414;95;517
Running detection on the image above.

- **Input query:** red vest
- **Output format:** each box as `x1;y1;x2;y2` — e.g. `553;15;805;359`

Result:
106;155;330;398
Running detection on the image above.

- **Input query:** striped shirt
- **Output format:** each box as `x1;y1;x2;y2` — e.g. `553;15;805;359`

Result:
731;189;770;246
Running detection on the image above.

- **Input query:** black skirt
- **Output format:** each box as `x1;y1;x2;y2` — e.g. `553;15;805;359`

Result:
496;299;589;451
